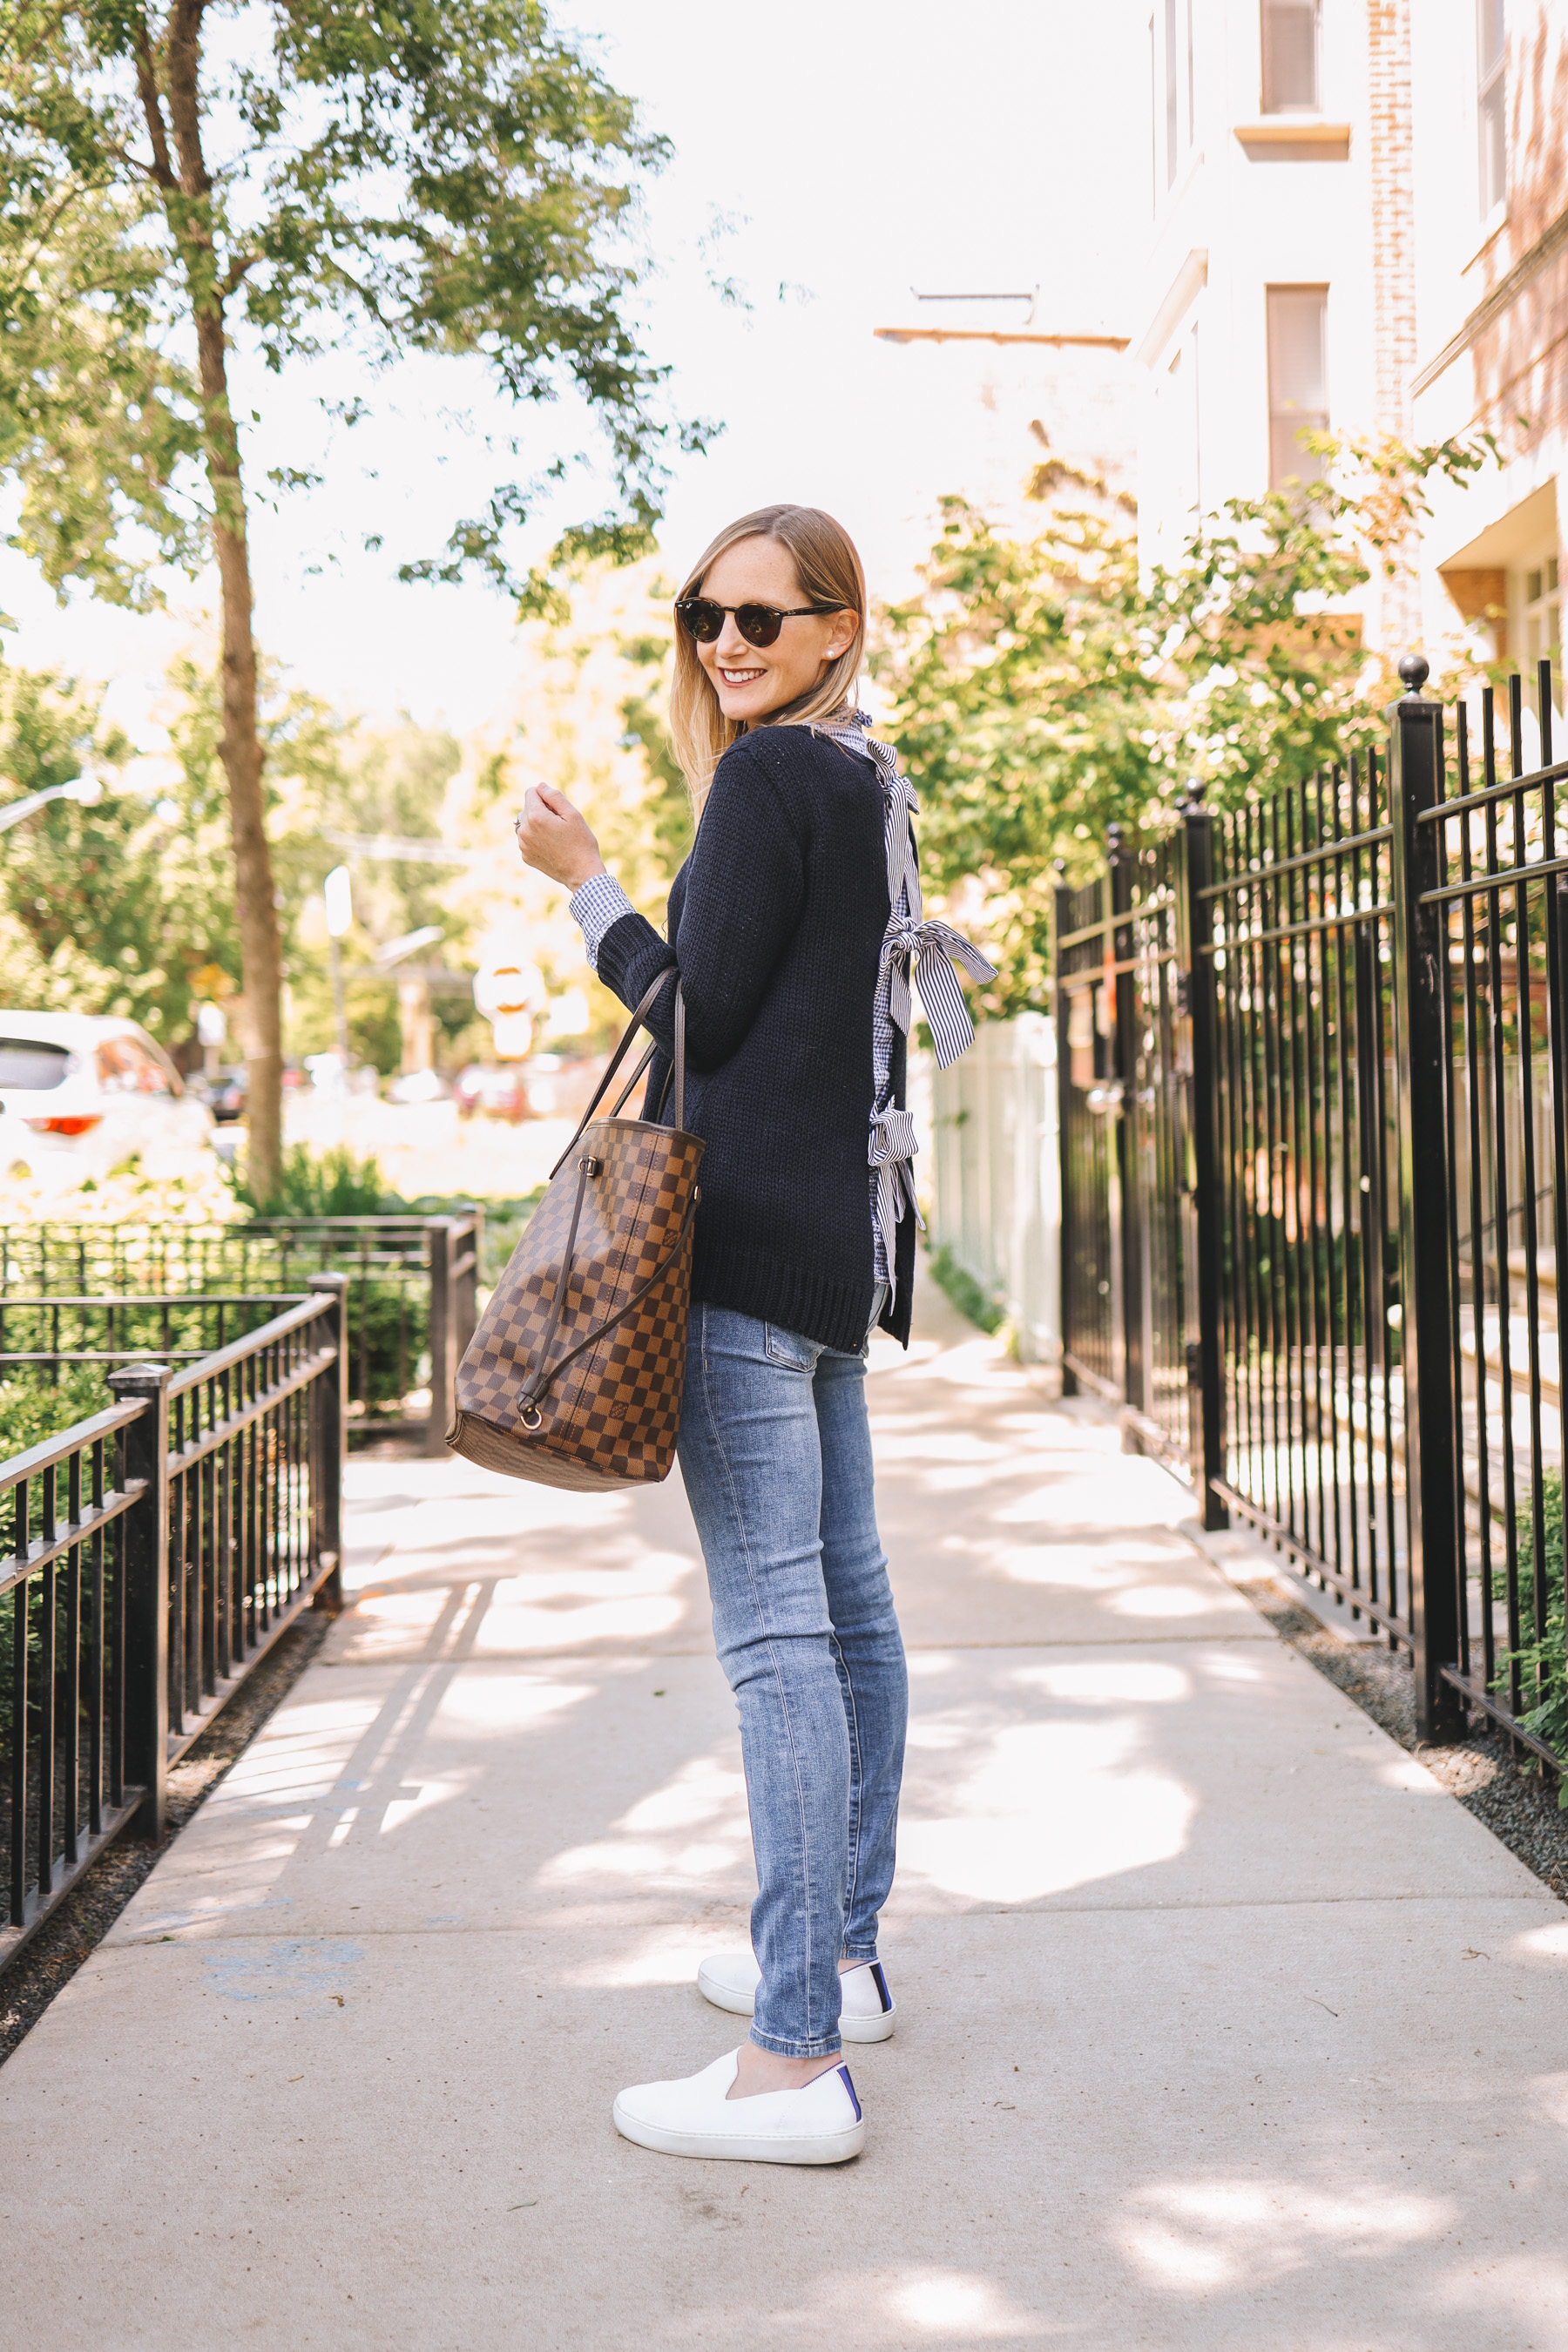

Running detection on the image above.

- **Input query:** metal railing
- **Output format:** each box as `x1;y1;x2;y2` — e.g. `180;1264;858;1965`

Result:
1425;673;1565;1755
1057;656;1565;1767
0;1294;302;1371
1;1277;347;1969
1056;829;1192;1463
1199;747;1408;1646
0;1213;480;1450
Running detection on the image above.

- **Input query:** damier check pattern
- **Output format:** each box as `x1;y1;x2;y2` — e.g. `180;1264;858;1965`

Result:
448;1116;705;1493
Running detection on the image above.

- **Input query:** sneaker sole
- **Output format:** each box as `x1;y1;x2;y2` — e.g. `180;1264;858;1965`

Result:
696;1963;896;2044
612;2097;865;2165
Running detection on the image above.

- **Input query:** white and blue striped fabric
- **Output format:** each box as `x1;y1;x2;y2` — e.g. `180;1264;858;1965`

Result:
811;713;996;1300
571;869;638;971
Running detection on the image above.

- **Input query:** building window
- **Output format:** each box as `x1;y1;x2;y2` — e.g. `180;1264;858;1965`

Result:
1477;0;1506;216
1153;0;1195;198
1266;287;1328;490
1261;0;1321;113
1521;556;1562;709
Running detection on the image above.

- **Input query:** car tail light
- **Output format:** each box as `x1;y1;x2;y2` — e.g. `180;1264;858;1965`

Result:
24;1115;104;1136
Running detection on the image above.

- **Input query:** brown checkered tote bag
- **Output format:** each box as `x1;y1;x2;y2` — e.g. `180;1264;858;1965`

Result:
446;976;704;1490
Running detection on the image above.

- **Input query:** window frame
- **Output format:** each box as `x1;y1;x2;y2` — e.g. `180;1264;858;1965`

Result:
1477;0;1507;220
1260;0;1322;116
1265;283;1330;495
1151;0;1197;203
1517;552;1563;713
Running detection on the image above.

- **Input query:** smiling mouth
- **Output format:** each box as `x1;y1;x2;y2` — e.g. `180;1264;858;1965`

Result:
720;666;767;686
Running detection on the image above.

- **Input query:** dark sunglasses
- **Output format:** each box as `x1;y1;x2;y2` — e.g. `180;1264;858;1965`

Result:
675;597;847;649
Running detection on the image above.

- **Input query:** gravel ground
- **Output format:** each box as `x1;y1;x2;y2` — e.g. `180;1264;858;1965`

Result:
1240;1576;1568;1904
0;1610;331;2069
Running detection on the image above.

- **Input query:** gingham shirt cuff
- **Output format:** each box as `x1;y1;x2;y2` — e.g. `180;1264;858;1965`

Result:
569;873;637;972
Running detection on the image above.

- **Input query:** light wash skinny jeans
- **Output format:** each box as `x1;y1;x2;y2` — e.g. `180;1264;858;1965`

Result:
676;1291;908;2058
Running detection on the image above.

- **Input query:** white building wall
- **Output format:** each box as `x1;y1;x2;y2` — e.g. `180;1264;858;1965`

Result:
1409;0;1566;703
1134;0;1377;594
1129;0;1565;691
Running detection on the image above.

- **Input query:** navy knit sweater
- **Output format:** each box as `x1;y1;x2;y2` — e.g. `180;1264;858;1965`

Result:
594;724;916;1352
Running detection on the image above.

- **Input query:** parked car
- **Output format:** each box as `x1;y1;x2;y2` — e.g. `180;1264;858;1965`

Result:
454;1054;612;1124
386;1066;451;1106
191;1064;248;1122
0;1011;215;1166
453;1063;531;1122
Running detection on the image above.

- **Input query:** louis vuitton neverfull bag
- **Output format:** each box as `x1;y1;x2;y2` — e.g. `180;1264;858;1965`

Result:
446;975;704;1490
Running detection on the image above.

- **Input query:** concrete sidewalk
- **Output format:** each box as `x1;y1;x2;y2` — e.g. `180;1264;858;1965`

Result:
3;1289;1566;2350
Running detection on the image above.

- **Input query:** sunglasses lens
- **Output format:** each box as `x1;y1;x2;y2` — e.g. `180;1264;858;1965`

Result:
677;598;724;642
736;605;783;647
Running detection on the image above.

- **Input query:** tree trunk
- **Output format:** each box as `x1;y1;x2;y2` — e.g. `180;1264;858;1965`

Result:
161;0;283;1201
200;319;282;1204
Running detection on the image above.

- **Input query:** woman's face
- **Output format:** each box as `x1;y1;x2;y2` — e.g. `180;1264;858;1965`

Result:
693;536;860;725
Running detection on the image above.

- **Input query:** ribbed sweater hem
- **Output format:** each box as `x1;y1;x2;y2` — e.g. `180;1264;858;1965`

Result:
691;1234;878;1356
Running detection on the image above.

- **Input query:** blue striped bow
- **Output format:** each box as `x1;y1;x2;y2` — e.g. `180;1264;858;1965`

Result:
814;713;997;1070
868;1105;925;1281
881;918;997;1070
811;710;998;1302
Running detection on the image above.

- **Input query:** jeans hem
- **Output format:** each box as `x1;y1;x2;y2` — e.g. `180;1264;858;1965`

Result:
841;1945;879;1964
748;2027;842;2059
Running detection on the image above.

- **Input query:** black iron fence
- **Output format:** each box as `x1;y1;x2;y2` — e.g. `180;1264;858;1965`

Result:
0;1213;480;1451
2;1277;347;1968
1059;656;1565;1768
1056;828;1192;1463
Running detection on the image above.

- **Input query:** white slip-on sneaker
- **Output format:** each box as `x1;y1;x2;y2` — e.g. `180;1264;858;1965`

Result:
696;1951;896;2044
612;2048;865;2165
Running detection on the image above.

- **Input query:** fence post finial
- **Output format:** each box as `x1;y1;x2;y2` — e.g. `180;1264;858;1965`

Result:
1397;651;1430;698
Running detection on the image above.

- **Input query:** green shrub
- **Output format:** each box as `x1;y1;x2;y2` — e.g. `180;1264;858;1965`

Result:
1492;1468;1567;1800
344;1274;429;1416
230;1141;402;1217
925;1244;1007;1336
0;1365;113;1459
1;1367;118;1747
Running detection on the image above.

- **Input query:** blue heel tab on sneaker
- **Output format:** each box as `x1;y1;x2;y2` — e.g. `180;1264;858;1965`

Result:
869;1962;892;2012
836;2065;862;2120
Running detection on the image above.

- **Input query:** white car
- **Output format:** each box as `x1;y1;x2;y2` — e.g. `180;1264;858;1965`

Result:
0;1011;215;1170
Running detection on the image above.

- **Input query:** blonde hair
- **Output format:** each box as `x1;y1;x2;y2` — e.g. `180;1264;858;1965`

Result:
667;504;867;814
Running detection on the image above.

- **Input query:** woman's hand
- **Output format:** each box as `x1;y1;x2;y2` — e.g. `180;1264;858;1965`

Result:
514;784;606;892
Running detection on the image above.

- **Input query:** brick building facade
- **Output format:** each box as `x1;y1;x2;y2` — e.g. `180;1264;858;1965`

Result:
1132;0;1565;709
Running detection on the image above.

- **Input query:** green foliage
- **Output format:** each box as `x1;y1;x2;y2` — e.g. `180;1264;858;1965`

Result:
0;658;238;1040
875;431;1499;1017
228;1142;398;1218
926;1244;1006;1337
1493;1470;1568;1796
0;178;206;607
348;1276;430;1417
0;1366;115;1747
0;0;705;607
0;646;475;1061
617;629;694;876
0;1366;112;1460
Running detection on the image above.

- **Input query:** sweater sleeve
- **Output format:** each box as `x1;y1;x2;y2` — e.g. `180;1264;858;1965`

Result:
594;738;806;1073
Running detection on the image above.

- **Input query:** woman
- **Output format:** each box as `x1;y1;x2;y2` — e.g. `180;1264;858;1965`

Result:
514;504;990;2167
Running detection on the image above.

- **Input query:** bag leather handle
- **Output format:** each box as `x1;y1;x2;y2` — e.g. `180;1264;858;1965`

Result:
550;969;683;1180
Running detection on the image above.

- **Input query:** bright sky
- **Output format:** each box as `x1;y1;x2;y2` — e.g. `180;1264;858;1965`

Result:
0;1;1143;745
